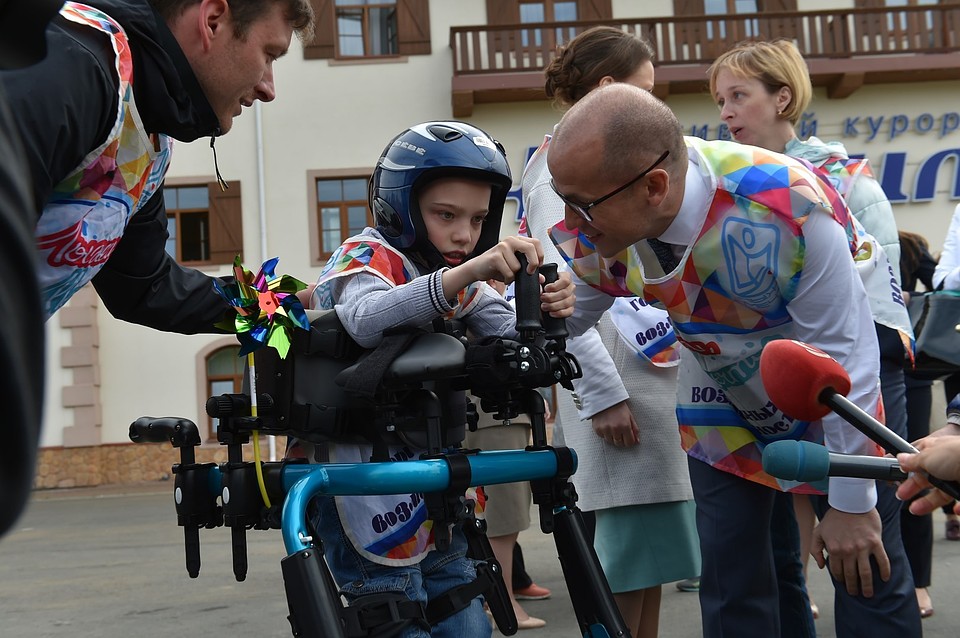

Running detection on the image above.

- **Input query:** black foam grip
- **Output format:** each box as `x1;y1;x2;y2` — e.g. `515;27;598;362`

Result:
513;253;541;335
539;264;568;341
128;417;201;448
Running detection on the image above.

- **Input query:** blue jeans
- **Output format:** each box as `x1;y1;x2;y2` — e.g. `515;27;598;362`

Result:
309;495;492;638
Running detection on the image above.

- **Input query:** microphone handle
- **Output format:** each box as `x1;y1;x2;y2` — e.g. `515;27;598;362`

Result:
828;454;908;481
823;389;960;501
822;391;914;455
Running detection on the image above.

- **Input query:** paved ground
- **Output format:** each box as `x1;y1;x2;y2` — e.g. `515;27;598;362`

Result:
1;482;958;637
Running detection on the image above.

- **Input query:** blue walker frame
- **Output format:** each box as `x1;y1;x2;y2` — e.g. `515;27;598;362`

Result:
130;261;630;637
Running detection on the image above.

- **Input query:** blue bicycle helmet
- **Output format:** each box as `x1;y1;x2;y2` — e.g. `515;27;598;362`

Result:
370;121;513;271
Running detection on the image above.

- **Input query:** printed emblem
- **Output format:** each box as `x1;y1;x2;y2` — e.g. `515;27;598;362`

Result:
722;218;780;308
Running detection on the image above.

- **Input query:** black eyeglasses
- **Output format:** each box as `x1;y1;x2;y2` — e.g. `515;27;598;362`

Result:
550;150;670;223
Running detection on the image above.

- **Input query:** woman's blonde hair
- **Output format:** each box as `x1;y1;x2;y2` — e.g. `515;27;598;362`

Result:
707;39;811;125
544;26;655;108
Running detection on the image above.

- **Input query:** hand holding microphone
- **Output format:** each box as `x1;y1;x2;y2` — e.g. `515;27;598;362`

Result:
759;339;960;501
760;438;960;514
897;437;960;515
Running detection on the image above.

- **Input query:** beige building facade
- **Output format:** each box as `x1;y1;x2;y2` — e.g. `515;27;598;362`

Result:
37;0;960;487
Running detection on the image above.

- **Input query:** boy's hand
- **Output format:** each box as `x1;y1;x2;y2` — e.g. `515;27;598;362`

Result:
443;236;543;297
540;270;575;318
479;235;543;282
297;283;317;308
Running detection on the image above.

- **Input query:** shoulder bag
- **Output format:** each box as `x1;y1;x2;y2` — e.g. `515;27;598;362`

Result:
905;288;960;380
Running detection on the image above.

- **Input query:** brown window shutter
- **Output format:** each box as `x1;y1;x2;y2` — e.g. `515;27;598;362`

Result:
759;0;799;41
208;181;243;265
486;0;520;57
397;0;431;55
304;0;335;60
674;0;705;15
485;0;520;25
674;0;705;52
578;0;612;21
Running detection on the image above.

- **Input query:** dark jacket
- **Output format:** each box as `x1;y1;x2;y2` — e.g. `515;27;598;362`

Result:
902;244;937;294
1;0;231;333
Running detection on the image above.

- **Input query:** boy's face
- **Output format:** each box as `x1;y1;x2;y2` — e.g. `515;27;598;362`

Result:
418;177;493;267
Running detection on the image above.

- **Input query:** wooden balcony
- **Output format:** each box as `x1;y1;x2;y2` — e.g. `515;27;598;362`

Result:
450;4;960;116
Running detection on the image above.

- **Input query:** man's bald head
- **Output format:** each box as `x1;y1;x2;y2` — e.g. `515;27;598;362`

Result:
551;83;686;182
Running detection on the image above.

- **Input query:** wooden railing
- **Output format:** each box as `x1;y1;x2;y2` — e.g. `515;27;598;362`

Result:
450;4;960;76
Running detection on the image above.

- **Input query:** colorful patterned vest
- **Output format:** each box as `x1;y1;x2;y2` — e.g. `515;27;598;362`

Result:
820;155;871;197
35;2;174;318
552;137;863;493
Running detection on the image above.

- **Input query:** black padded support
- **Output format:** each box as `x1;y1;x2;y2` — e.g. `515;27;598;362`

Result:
338;332;420;399
281;547;348;638
340;594;428;638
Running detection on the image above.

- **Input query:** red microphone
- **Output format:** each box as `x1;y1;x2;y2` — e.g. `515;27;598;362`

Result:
759;339;960;500
760;339;903;451
759;340;850;421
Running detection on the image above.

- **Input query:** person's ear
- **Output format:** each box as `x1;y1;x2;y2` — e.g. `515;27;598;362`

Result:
198;0;230;50
777;85;793;115
597;75;616;88
643;168;670;207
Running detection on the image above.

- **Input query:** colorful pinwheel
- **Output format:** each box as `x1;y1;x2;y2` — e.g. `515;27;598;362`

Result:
214;256;310;359
213;256;310;508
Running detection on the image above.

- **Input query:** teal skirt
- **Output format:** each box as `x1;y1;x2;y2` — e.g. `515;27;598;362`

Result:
593;500;701;592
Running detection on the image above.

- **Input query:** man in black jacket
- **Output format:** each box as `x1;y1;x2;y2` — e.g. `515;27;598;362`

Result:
1;0;313;333
0;0;312;536
0;0;63;538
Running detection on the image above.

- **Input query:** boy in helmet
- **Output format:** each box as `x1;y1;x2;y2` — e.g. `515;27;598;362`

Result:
303;121;574;637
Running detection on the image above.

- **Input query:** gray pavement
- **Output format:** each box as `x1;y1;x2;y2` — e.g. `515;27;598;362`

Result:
0;482;958;637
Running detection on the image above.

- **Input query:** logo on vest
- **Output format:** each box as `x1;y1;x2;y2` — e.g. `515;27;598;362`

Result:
37;221;121;269
722;218;780;308
676;334;721;355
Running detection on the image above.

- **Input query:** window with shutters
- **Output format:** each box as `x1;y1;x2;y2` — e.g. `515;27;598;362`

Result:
485;0;612;23
867;0;939;31
673;0;797;15
335;0;398;57
518;1;578;48
163;180;243;266
703;0;759;40
854;0;940;47
305;0;431;60
485;1;611;61
307;171;374;265
673;0;797;60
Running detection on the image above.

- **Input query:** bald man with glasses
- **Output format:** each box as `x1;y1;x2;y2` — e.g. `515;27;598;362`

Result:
546;84;920;638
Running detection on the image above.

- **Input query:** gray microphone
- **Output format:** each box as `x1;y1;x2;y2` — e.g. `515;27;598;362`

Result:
762;439;908;483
